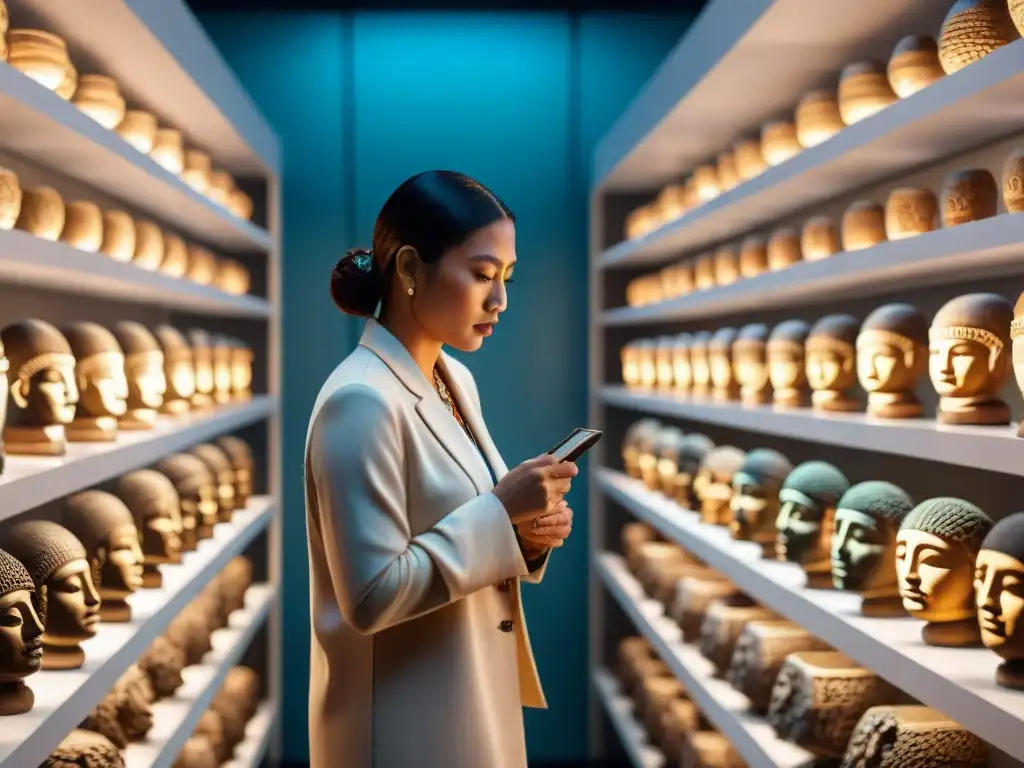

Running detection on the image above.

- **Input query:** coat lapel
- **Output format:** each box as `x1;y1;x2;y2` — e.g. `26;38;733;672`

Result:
359;320;492;494
438;352;507;482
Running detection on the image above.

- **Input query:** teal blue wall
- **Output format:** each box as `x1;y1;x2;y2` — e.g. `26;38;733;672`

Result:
201;11;689;762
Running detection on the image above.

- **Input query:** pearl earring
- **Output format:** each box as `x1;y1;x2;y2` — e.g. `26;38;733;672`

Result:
408;284;415;296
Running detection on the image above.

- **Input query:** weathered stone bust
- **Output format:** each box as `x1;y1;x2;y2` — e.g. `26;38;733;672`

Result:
81;663;155;747
138;635;185;698
768;319;811;408
730;448;794;556
669;433;714;508
776;461;850;588
975;512;1024;689
807;314;861;412
695;446;746;526
0;547;43;715
42;729;125;768
61;322;128;442
111;321;166;430
841;705;986;768
155;453;219;544
856;303;929;419
113;470;183;589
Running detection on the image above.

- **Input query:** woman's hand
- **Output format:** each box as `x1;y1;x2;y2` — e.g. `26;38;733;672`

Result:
492;455;578;526
517;499;573;557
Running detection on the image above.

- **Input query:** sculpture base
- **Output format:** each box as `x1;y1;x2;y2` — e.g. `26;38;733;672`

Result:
712;387;739;403
41;643;85;670
740;390;771;406
0;682;33;716
65;416;118;443
860;594;906;618
996;659;1024;690
866;393;923;419
922;618;982;647
803;569;833;591
160;399;191;417
119;408;159;431
214;391;232;405
181;528;198;552
190;393;215;411
811;391;859;412
938;398;1010;426
142;564;163;589
3;424;66;455
232;391;252;402
198;523;214;540
100;600;132;623
773;390;807;409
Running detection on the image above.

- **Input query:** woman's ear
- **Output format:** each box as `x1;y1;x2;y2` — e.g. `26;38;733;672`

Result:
393;245;421;283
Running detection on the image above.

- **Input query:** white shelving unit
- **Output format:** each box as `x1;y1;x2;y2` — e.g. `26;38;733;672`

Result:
589;0;1024;764
592;669;665;768
0;2;282;765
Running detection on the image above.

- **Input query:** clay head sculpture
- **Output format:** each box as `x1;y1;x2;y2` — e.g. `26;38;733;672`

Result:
63;491;144;623
651;426;685;497
42;729;125;768
187;329;215;410
218;555;253;616
832;481;915;617
190;443;237;522
153;325;195;415
654;335;677;390
1;319;79;456
138;635;186;698
156;453;219;543
776;461;850;589
216;435;254;508
81;663;155;747
887;35;946;99
113;470;183;588
0;548;43;716
111;321;166;430
622;418;662;480
730;449;795;556
211;335;234;404
856;304;929;419
975;513;1024;689
897;497;993;646
635;339;657;389
670;334;692;394
164;604;215;667
671;433;715;508
708;327;739;401
0;336;7;473
930;293;1013;425
694;446;746;526
230;341;253;400
195;709;227;762
1009;292;1024;436
620;341;640;388
841;705;987;768
212;665;261;752
3;520;101;670
733;323;772;405
739;236;768;278
768;320;812;408
688;331;713;397
61;322;129;442
173;736;218;768
807;314;861;412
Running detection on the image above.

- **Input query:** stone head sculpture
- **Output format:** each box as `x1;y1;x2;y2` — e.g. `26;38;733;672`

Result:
975;512;1024;689
1;319;79;456
1009;291;1024;435
730;449;795;556
190;443;237;522
650;426;685;497
842;705;987;768
156;453;219;544
212;665;261;752
113;470;183;588
187;329;215;410
768;320;812;408
807;314;861;412
776;461;850;588
63;490;144;623
695;446;746;526
733;323;772;405
81;663;154;748
111;321;166;430
654;335;677;390
897;497;993;646
0;548;43;715
620;341;640;388
217;555;253;616
671;333;692;393
61;321;129;442
138;635;186;698
195;709;227;762
216;435;254;508
688;331;713;397
211;335;234;404
42;729;125;768
672;433;714;508
153;325;195;415
0;336;7;474
708;327;739;401
622;418;662;480
856;303;929;419
635;339;657;389
4;520;100;670
930;293;1013;425
832;481;915;617
230;338;253;400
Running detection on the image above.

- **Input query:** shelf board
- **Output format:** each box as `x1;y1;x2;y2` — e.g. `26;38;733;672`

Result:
221;701;277;768
123;584;275;768
595;0;951;191
598;469;1024;762
0;63;271;253
602;215;1024;326
0;396;277;523
592;669;665;768
9;0;280;177
597;551;816;768
600;385;1024;478
0;500;275;768
598;38;1024;267
0;228;272;318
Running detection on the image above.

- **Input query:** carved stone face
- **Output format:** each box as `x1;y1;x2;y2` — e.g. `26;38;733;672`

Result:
690;347;710;389
0;589;44;680
0;344;8;438
672;348;691;390
806;347;854;391
181;485;220;529
776;494;832;565
709;353;733;390
735;348;769;393
729;475;773;540
975;549;1024;656
78;353;129;418
143;510;183;565
769;346;805;390
46;560;101;642
14;360;78;424
857;338;912;393
166;357;196;401
100;524;144;599
896;530;975;622
832;509;896;592
929;337;990;397
697;468;733;525
126;352;167;410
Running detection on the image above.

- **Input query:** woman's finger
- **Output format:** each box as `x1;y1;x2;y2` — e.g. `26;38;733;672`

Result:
526;524;571;540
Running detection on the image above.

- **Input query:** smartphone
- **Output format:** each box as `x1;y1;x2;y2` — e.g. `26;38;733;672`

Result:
547;428;603;463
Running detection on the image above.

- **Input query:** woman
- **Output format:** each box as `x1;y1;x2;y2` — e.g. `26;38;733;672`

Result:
304;171;578;768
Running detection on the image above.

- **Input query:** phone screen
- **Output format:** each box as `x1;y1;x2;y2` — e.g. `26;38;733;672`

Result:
549;428;602;462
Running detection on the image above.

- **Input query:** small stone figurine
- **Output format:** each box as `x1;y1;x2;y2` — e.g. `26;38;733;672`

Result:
832;481;915;617
0;548;43;716
732;323;772;405
941;169;998;227
654;335;677;390
689;331;713;398
841;705;986;768
622;418;662;480
856;303;929;419
776;461;850;588
42;729;125;768
62;321;129;442
695;446;746;526
975;513;1024;689
768;320;811;408
670;433;715;508
729;449;794;556
708;328;739;401
156;453;220;544
897;497;993;646
620;341;640;388
652;426;686;497
114;470;184;589
929;293;1013;425
698;598;777;676
154;325;196;416
191;443;237;523
807;314;861;412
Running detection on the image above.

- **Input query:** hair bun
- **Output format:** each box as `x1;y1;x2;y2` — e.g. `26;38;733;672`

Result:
330;248;384;317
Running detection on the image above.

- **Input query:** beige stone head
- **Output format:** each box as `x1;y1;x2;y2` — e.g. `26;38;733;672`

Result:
976;513;1024;666
857;303;929;394
62;322;128;419
63;490;144;602
1;319;78;427
930;293;1012;399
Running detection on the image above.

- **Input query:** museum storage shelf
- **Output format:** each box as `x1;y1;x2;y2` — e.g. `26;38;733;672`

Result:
592;668;665;768
0;501;274;768
221;701;278;768
597;552;817;768
0;1;283;764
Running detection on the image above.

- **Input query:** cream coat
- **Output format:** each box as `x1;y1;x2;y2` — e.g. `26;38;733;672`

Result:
304;319;549;768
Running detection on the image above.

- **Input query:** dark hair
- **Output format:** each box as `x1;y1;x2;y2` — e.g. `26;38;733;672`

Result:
330;170;514;317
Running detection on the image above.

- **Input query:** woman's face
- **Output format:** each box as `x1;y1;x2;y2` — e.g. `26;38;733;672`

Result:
413;219;515;352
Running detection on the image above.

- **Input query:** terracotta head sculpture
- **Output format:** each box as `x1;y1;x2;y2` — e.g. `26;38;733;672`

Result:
211;335;234;404
730;449;794;556
776;461;850;588
635;338;657;389
42;729;125;768
156;453;219;543
4;520;101;670
732;323;772;405
187;329;215;410
138;635;186;698
63;490;144;623
856;303;929;419
930;293;1013;425
670;334;692;394
113;470;184;588
1;319;79;456
216;435;254;508
768;320;811;408
230;338;253;400
190;443;237;522
61;321;129;442
620;341;640;388
975;513;1024;689
695;446;746;526
807;314;861;412
672;433;715;508
0;548;43;716
622;418;662;480
832;481;915;617
1009;291;1024;435
708;327;739;401
0;336;7;473
651;426;685;497
688;331;713;397
111;321;166;430
153;325;195;415
897;497;993;647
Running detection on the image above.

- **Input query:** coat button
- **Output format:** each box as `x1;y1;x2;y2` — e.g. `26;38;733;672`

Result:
497;579;511;593
499;619;515;633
